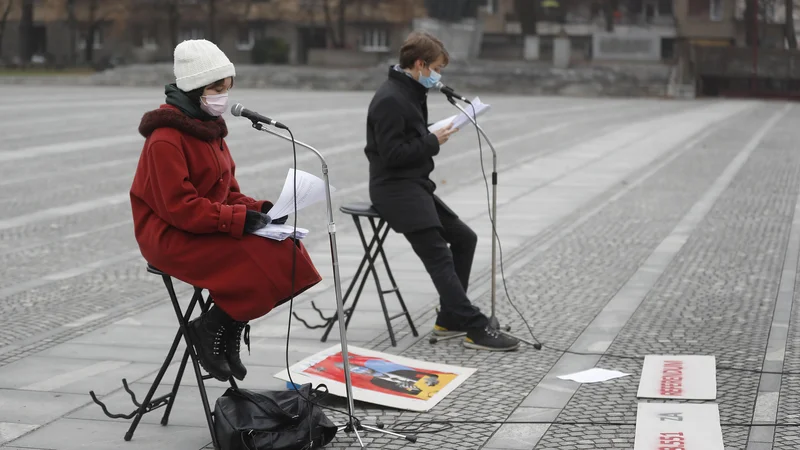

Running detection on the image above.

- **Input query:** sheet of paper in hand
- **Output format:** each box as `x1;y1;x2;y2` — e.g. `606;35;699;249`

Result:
252;224;309;241
428;97;491;133
266;168;336;220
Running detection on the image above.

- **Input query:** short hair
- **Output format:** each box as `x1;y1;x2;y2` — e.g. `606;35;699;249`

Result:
399;31;450;69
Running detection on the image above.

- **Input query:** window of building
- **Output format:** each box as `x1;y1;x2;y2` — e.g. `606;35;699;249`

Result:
483;0;499;14
77;27;104;50
688;0;709;16
133;28;158;50
179;28;204;41
237;27;255;51
360;28;389;52
658;0;673;15
710;0;722;20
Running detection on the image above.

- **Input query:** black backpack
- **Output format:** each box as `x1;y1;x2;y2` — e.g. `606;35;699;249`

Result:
213;384;338;450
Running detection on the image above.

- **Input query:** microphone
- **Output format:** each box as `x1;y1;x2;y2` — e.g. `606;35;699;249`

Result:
434;81;471;103
230;103;288;130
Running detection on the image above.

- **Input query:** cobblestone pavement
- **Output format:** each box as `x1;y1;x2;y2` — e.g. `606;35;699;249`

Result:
1;87;798;450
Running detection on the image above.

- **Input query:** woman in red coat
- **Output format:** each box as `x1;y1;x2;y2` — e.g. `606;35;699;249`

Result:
129;39;322;382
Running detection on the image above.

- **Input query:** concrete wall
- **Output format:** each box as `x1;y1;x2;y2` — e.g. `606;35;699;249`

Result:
694;45;800;79
0;61;674;99
411;17;484;61
673;0;737;40
307;48;386;67
593;32;663;61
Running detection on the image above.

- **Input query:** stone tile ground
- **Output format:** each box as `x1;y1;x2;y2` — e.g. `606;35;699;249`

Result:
0;88;797;450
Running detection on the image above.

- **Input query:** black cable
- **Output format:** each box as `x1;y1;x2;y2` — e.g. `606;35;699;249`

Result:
388;419;800;434
278;126;360;447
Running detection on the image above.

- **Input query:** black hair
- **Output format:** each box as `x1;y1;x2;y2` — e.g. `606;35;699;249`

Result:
185;77;234;105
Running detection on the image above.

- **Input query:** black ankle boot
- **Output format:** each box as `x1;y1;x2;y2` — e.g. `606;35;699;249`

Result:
225;321;251;381
187;306;233;382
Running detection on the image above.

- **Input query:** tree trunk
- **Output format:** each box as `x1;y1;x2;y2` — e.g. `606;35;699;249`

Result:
82;0;98;63
603;0;616;32
18;0;33;64
0;0;15;60
66;0;76;65
337;0;346;49
168;0;180;49
322;0;340;48
514;0;538;35
207;0;217;43
786;0;798;49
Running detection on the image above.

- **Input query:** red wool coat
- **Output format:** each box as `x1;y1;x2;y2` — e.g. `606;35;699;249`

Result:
130;105;322;321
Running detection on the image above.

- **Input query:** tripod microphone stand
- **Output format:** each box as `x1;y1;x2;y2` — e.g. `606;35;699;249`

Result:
430;96;541;349
251;122;417;447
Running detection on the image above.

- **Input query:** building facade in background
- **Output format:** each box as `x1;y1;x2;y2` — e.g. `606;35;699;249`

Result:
0;0;796;74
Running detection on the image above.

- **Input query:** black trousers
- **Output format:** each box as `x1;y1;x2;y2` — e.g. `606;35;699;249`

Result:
403;202;489;331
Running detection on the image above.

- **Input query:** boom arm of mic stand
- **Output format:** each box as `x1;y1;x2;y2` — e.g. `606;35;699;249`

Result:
252;123;359;425
445;97;501;326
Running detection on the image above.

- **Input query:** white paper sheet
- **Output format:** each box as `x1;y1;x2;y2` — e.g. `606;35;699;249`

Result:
557;368;630;384
266;168;335;220
428;97;491;132
252;224;309;241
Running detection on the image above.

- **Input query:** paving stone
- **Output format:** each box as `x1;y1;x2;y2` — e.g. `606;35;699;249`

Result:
1;89;797;449
537;104;799;448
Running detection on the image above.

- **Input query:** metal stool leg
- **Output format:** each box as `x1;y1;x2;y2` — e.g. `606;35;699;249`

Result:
360;218;399;346
164;277;220;450
369;217;419;339
159;287;203;426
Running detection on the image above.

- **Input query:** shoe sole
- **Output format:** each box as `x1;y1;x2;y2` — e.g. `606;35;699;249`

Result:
462;340;521;352
186;326;231;382
433;329;467;337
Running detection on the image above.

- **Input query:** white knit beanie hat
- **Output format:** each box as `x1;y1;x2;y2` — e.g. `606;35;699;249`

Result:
173;39;236;92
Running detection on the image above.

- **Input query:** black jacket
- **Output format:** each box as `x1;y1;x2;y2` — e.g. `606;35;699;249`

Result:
365;66;455;233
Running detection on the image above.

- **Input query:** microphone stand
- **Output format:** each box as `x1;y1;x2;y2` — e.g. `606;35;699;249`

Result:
250;122;417;447
437;96;540;349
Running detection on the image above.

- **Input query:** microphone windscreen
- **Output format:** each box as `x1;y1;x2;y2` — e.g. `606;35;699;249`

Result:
231;103;244;116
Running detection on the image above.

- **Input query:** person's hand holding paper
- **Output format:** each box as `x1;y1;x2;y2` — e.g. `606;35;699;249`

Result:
266;168;336;220
428;97;491;133
251;168;335;242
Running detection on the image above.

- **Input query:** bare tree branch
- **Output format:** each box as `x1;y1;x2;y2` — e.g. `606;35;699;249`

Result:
0;0;15;59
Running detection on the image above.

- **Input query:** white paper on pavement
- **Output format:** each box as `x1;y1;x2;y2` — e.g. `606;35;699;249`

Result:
428;97;491;132
557;368;630;384
252;224;309;241
266;168;335;220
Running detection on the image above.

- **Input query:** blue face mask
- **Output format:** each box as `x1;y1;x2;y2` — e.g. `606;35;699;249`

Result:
418;66;441;89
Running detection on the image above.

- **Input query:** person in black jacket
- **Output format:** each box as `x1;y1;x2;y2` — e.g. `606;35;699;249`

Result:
364;31;519;352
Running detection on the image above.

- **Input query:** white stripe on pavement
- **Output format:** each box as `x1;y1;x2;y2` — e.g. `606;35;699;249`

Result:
20;360;131;391
0;422;39;444
63;313;109;328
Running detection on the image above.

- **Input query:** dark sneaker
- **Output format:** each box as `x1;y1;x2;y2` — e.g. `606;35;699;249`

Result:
433;309;468;337
433;324;466;337
464;326;520;351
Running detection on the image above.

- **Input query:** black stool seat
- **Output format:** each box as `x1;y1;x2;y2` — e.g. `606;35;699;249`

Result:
146;264;167;276
340;202;380;218
295;202;417;347
89;262;235;449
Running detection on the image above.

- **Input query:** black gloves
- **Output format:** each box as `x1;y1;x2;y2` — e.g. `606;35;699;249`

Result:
259;202;287;225
244;210;271;234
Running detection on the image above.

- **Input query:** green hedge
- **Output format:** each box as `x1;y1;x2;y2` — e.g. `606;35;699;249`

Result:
251;37;290;64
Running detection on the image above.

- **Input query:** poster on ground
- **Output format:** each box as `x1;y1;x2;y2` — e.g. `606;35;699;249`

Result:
273;345;476;412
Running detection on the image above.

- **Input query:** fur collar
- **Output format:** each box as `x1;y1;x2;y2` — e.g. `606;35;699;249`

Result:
139;105;228;141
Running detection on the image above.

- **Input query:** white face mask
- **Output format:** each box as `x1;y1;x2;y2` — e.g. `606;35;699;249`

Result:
200;92;229;117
